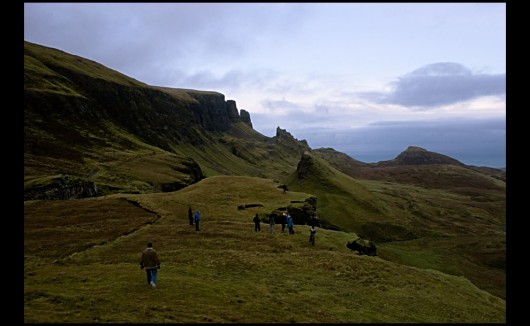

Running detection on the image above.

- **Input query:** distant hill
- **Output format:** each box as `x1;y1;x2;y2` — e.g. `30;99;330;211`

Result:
314;146;505;191
379;146;465;166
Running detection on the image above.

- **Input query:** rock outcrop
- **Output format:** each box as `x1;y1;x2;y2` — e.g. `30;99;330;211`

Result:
240;109;252;128
347;238;377;256
24;175;100;200
264;196;320;226
188;94;253;132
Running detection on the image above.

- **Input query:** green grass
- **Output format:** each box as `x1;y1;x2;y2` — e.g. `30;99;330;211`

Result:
24;176;506;323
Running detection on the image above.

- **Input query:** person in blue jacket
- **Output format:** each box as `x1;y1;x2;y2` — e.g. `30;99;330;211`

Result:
287;214;295;234
194;209;201;231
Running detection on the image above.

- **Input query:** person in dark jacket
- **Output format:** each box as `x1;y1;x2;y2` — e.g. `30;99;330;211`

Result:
188;206;194;226
140;242;160;288
253;213;261;232
309;226;316;246
268;215;275;234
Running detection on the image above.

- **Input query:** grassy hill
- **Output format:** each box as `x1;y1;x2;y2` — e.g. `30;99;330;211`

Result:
285;151;506;300
24;176;505;323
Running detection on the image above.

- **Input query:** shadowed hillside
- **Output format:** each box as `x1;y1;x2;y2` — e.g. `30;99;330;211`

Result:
24;41;309;198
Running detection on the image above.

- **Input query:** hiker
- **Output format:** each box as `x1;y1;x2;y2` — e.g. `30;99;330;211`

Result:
253;213;261;232
194;209;201;231
269;215;275;234
281;213;287;232
188;206;194;226
309;226;316;246
140;242;161;288
287;214;295;234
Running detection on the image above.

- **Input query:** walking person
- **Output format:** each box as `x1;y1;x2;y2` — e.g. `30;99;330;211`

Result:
195;209;201;231
140;242;161;288
287;214;295;234
268;215;275;234
188;206;194;225
281;213;287;232
309;225;316;246
253;213;261;232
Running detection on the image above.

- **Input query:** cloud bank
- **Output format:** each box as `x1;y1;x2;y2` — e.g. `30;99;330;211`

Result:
371;62;506;108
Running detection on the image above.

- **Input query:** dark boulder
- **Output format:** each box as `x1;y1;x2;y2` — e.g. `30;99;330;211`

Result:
347;238;377;256
284;196;320;226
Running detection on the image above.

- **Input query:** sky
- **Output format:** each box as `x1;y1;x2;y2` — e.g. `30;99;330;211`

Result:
24;3;506;168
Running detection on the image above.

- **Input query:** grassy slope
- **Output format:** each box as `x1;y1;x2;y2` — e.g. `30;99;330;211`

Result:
24;176;505;323
284;152;506;299
24;41;148;91
285;152;405;231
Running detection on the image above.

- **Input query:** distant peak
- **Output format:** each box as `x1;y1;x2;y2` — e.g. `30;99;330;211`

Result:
379;146;464;166
405;146;427;152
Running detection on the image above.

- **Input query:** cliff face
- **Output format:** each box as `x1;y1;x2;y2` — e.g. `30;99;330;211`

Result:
25;41;287;199
25;40;254;155
186;96;253;132
187;92;231;132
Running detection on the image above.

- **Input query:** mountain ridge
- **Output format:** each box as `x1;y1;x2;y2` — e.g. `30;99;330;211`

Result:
24;40;504;199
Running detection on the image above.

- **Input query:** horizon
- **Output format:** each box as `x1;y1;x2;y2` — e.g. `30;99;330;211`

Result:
256;124;505;169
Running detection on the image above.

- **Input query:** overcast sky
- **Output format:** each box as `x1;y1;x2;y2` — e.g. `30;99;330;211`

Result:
24;3;506;167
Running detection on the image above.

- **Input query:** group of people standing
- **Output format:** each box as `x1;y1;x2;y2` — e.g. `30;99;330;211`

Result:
253;212;317;244
140;207;318;289
283;212;295;234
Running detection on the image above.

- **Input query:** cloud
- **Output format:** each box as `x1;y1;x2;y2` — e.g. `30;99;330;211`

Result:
365;62;505;108
24;3;306;88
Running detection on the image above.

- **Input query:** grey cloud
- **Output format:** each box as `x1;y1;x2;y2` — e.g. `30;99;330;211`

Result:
254;100;346;131
261;99;304;111
177;70;245;90
164;69;281;92
165;67;321;96
24;3;305;88
368;62;505;108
